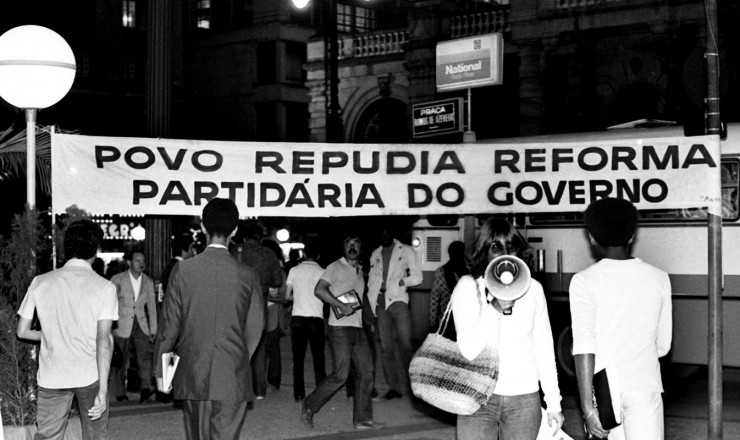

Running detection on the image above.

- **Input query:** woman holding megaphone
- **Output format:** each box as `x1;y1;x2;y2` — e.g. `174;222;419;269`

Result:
451;218;564;440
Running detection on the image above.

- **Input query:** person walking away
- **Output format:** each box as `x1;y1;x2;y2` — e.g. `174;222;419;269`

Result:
110;250;158;403
570;197;672;440
299;234;384;430
155;198;264;440
285;248;303;273
236;222;285;399
262;238;289;378
17;220;118;439
366;225;422;399
428;240;468;337
285;241;326;402
452;218;564;440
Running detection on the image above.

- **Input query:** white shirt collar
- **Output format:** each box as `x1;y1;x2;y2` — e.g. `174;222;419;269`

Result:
64;258;92;269
339;257;361;272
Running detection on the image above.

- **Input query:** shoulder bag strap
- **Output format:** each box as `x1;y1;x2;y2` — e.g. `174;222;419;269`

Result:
439;277;487;336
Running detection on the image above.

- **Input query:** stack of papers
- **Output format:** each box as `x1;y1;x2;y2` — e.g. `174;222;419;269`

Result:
331;289;363;319
162;352;180;391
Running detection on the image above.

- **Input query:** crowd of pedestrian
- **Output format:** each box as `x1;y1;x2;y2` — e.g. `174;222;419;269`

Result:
14;197;672;440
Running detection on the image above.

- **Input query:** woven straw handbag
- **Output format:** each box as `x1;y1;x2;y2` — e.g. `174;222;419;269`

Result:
409;282;498;415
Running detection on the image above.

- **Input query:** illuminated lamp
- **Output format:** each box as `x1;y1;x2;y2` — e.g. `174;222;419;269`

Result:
276;228;290;242
131;225;146;241
0;25;76;207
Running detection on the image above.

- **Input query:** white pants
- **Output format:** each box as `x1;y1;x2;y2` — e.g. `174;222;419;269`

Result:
608;391;664;440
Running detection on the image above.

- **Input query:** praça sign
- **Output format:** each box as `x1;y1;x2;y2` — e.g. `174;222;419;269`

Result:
436;33;503;91
412;98;463;138
52;133;722;217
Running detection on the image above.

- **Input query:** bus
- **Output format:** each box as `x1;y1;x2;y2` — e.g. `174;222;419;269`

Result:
409;123;740;378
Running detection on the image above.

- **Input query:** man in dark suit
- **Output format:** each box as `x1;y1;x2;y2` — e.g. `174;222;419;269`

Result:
155;198;264;440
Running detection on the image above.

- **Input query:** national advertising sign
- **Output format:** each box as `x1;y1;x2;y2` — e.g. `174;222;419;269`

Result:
52;133;722;217
436;33;503;92
412;98;463;138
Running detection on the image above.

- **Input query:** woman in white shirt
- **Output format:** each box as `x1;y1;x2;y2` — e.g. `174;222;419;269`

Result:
452;218;564;440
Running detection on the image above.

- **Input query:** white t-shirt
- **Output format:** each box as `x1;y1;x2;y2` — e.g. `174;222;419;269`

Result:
452;275;562;413
17;259;118;389
569;257;672;394
322;258;365;328
287;261;325;319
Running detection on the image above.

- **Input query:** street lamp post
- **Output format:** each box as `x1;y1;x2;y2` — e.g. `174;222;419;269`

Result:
324;0;343;143
292;0;344;143
0;25;76;208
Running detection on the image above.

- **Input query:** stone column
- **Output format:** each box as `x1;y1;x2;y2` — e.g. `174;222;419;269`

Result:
515;40;547;135
405;1;455;113
145;0;174;281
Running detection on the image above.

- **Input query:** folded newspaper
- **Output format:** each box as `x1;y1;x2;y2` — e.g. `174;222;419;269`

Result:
162;352;180;391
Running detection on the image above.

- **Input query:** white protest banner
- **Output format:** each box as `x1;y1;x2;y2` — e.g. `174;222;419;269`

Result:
51;133;721;217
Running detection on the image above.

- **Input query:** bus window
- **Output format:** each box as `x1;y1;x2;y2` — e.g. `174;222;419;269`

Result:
641;158;740;222
529;212;583;226
722;160;739;219
427;215;459;227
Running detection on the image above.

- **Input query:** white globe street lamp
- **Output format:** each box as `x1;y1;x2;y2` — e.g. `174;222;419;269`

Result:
0;25;76;208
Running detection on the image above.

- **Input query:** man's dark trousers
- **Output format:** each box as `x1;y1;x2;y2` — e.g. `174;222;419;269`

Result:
251;330;267;396
111;319;153;396
376;300;414;393
291;316;326;400
303;326;373;424
266;327;281;389
36;381;107;440
182;399;247;440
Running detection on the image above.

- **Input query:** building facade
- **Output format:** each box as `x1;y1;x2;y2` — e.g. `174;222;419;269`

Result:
2;1;736;144
309;0;739;144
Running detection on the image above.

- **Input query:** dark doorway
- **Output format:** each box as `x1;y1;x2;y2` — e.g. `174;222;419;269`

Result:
608;82;664;126
353;98;408;143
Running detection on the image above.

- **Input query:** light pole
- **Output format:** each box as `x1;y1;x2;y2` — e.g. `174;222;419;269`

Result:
292;0;344;143
0;25;76;208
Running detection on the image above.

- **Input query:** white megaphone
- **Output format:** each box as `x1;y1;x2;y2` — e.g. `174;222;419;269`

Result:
484;255;532;314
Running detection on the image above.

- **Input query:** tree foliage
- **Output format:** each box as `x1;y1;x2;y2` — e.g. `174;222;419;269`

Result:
0;207;48;426
0;208;49;308
0;306;37;426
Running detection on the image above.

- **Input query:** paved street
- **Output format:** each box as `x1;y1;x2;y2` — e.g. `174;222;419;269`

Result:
100;332;740;440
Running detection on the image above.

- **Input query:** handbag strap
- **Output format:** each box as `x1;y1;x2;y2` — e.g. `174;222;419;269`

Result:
437;299;454;335
437;276;487;336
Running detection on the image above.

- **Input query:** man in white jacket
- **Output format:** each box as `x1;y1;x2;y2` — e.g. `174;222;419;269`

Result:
367;225;422;399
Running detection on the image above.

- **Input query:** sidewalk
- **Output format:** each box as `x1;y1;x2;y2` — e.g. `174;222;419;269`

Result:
106;336;740;439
